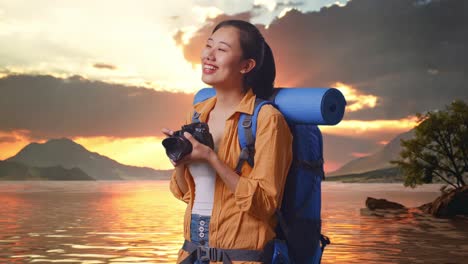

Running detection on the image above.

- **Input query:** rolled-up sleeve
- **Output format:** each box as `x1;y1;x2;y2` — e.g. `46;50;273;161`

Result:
168;110;193;204
169;168;190;204
234;106;293;221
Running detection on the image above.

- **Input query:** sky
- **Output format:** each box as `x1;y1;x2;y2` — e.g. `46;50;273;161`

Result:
1;0;467;173
0;0;348;91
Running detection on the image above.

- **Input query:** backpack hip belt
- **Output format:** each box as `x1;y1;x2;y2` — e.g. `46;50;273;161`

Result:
180;240;264;264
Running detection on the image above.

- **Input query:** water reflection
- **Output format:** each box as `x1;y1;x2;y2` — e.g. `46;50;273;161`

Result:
321;183;468;263
0;181;185;263
0;181;467;263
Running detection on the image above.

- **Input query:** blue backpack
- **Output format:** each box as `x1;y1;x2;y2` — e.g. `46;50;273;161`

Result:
193;93;330;264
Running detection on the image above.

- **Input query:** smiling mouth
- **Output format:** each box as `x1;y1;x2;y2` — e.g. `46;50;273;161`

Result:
203;64;218;74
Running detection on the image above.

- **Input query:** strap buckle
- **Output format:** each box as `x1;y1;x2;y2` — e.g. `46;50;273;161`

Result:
197;247;209;262
197;246;219;262
209;247;219;261
242;119;252;128
239;147;250;160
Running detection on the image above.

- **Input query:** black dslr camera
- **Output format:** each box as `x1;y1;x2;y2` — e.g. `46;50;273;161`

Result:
162;122;215;162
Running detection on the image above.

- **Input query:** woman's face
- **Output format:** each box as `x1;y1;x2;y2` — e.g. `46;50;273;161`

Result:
201;26;248;88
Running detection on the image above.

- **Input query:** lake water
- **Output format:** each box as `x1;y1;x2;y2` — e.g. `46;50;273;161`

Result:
0;181;467;264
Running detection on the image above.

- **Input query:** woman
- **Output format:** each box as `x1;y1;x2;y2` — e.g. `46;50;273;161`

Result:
162;20;293;264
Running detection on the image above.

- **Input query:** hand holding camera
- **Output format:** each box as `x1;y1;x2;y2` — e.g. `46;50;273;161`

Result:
162;122;215;164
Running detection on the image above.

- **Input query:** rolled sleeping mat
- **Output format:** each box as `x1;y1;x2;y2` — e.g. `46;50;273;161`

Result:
193;87;346;125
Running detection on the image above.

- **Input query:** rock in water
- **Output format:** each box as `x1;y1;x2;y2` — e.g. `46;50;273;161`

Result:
417;202;432;212
366;197;406;210
426;186;468;218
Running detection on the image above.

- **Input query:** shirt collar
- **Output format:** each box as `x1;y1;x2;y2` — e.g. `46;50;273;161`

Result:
193;88;256;121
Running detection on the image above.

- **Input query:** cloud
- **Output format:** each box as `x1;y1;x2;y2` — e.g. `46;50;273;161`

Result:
0;73;415;171
413;0;435;7
0;74;194;141
0;135;16;144
174;12;255;65
179;0;468;121
0;0;209;93
351;152;371;158
0;129;36;160
0;0;352;93
0;73;401;171
93;63;117;70
333;82;378;112
378;140;389;146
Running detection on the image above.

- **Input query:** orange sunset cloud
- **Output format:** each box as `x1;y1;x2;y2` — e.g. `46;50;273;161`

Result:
378;140;390;145
315;82;419;140
0;130;44;161
319;116;419;139
333;82;378;112
351;152;371;158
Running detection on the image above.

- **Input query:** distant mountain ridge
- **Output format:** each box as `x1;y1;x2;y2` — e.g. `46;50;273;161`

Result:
326;167;404;183
6;138;172;180
0;160;94;180
328;129;415;177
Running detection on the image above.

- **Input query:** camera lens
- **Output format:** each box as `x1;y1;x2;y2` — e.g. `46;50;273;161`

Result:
162;136;193;162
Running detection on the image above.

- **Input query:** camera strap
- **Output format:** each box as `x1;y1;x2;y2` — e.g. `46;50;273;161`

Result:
192;111;201;123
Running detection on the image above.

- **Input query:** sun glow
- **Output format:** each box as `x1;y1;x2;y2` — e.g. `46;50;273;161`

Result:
74;136;173;170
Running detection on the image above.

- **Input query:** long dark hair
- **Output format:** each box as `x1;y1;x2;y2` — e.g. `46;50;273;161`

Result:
213;20;276;99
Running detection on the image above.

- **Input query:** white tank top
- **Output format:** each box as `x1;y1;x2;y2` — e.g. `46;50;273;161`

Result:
188;161;216;216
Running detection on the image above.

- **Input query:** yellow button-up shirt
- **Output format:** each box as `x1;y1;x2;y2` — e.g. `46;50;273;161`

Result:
170;88;293;264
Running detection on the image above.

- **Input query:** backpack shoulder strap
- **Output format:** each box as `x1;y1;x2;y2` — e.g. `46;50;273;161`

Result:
235;98;273;174
192;88;216;124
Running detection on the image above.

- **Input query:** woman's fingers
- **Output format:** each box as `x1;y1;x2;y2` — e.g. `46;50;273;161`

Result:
183;132;198;145
162;128;174;137
173;155;192;167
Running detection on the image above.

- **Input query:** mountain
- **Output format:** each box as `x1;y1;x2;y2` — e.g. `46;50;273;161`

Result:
6;138;172;180
0;160;94;180
327;129;415;177
326;167;404;183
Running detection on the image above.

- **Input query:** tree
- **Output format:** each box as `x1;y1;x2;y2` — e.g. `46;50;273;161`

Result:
390;100;468;189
